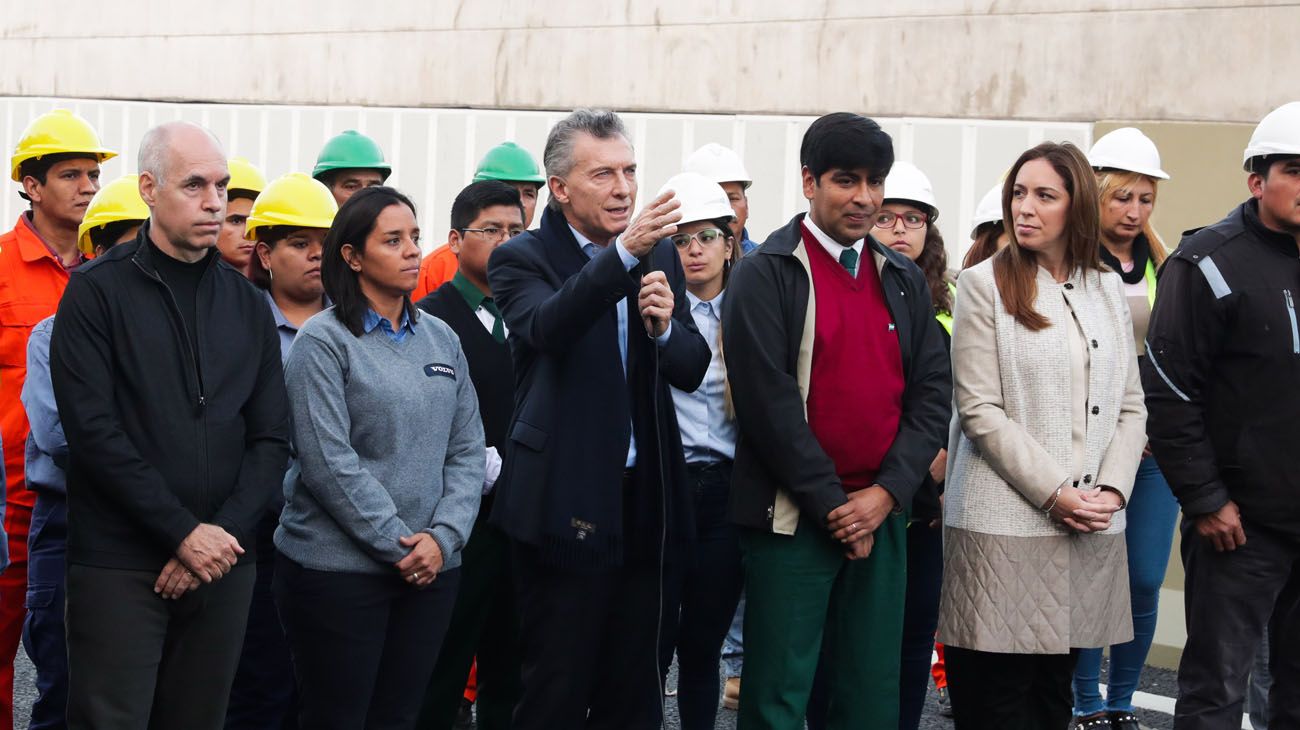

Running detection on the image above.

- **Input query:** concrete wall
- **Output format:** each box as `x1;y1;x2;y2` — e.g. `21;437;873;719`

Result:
2;1;1295;123
0;96;1091;257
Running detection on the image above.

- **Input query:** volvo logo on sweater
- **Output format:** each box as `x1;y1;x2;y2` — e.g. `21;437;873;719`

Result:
424;363;456;379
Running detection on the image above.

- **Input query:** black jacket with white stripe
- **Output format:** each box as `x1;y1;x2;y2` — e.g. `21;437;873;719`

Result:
1142;198;1300;534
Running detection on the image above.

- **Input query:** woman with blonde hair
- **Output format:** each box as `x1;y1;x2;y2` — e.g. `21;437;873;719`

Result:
938;142;1147;730
1070;127;1178;730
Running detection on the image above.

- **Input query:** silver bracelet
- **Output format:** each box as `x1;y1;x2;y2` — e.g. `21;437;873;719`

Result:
1042;485;1064;514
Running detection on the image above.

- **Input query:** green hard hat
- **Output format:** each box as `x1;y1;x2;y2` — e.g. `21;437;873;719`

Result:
312;130;392;181
473;141;545;184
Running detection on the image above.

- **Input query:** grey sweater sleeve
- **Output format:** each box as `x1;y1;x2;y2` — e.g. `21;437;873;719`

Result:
285;331;413;565
424;345;485;560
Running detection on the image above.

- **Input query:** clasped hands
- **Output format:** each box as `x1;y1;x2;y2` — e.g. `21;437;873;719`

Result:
826;485;897;561
154;523;243;599
1042;485;1124;533
154;524;445;600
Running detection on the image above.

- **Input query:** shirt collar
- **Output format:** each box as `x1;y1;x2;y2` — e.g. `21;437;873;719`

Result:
17;212;84;268
569;223;610;255
685;288;724;314
265;291;294;330
801;216;863;261
450;270;490;311
363;307;415;335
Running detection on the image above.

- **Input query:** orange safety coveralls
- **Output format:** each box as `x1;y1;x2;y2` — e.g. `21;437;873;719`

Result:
412;243;457;301
0;214;81;729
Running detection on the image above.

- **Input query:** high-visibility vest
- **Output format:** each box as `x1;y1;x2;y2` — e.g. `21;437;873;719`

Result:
1144;258;1157;308
935;281;957;335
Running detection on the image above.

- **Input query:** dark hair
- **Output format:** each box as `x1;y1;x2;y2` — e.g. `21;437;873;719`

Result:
915;225;953;314
247;225;298;290
711;216;743;287
87;220;139;253
963;221;1005;269
228;188;260;203
18;152;100;203
322;186;420;337
1250;154;1300;179
800;113;894;181
993;142;1102;331
450;180;524;231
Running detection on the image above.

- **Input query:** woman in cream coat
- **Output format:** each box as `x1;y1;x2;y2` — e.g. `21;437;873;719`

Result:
938;142;1147;730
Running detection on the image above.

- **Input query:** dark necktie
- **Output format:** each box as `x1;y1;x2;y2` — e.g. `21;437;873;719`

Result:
481;298;505;343
839;248;859;277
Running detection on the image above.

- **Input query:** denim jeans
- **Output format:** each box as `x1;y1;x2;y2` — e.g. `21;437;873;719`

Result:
1073;456;1179;715
660;461;743;730
720;593;744;678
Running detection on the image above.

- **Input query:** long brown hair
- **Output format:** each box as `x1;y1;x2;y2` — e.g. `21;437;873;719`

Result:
963;220;1005;270
916;225;953;314
992;142;1103;331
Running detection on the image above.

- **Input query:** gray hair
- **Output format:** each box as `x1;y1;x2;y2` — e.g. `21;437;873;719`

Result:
543;109;630;211
137;121;224;187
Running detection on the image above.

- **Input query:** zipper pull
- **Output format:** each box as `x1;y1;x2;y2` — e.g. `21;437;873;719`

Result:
198;394;206;411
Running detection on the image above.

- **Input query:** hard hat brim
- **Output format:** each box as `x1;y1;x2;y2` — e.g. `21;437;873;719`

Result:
10;147;118;182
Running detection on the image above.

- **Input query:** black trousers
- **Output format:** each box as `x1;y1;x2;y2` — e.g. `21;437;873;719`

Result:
273;555;461;730
66;563;256;730
899;520;944;730
226;554;297;730
657;461;743;730
945;646;1079;730
510;542;673;730
417;516;519;730
1175;516;1300;729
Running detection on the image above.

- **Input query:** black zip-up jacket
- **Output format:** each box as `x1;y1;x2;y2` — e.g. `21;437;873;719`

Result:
1142;199;1300;536
49;223;291;571
721;213;952;533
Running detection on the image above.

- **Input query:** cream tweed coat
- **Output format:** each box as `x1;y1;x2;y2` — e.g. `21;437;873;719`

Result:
938;259;1147;654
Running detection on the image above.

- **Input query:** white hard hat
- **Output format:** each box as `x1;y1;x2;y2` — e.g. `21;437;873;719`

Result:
1088;127;1169;180
970;182;1004;239
656;172;735;226
1243;101;1300;171
882;161;939;220
683;143;752;189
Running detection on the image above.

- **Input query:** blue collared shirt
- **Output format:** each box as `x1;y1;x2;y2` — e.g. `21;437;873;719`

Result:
362;306;416;344
570;224;672;469
740;227;758;255
266;292;302;365
20;317;64;499
671;290;736;463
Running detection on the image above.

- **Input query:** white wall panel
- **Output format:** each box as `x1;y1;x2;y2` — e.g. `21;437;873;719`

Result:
1;97;1090;261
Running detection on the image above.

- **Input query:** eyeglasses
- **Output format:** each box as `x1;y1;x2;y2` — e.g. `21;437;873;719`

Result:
872;211;928;230
461;227;523;242
670;228;727;249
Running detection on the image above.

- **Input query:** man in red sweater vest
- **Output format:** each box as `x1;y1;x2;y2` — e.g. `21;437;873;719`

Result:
721;113;951;730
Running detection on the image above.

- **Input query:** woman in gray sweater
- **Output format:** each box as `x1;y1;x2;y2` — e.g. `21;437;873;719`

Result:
274;187;485;730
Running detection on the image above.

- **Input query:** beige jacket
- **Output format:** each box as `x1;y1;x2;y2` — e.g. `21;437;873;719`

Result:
937;259;1147;654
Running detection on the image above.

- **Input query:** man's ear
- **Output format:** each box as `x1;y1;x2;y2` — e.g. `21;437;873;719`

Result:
139;172;159;208
548;175;569;207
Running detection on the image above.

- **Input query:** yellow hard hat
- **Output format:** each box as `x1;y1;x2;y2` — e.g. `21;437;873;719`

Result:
228;157;268;196
11;109;117;182
76;175;149;255
245;173;338;240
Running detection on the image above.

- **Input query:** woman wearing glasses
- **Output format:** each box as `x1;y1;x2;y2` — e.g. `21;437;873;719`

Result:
875;161;954;730
656;172;745;730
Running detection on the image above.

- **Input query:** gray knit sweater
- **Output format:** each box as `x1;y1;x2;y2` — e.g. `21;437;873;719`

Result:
276;307;484;574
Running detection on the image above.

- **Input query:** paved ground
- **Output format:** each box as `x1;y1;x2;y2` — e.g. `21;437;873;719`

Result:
7;653;1197;729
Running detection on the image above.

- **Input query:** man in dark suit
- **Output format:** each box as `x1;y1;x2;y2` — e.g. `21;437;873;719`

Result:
486;108;710;730
416;180;526;730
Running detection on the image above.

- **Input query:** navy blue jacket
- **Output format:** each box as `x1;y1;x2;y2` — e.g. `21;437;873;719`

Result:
486;206;710;569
